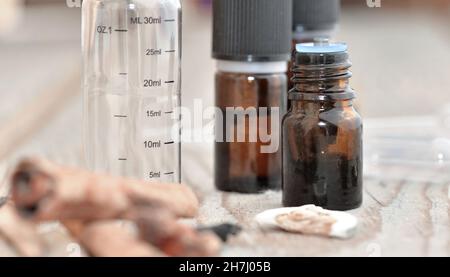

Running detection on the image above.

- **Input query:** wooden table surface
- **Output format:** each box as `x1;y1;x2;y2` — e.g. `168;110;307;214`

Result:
0;3;450;257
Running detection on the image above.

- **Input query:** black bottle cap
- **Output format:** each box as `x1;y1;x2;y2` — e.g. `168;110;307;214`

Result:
212;0;292;62
293;0;340;32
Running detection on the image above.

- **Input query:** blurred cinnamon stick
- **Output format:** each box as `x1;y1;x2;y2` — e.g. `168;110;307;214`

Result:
132;208;222;257
10;158;199;221
0;204;43;257
66;221;165;257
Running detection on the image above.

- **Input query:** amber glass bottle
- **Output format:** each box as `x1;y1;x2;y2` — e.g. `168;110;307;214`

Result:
215;67;287;193
213;0;292;193
282;41;363;210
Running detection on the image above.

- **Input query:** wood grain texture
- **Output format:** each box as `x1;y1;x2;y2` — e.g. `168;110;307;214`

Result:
189;166;450;257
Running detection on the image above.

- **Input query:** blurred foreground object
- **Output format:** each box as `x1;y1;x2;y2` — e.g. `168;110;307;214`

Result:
0;158;226;257
0;0;23;37
132;207;222;257
0;204;43;257
65;221;166;257
11;158;198;220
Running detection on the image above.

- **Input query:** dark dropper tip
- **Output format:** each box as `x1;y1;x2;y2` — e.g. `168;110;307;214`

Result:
198;223;242;242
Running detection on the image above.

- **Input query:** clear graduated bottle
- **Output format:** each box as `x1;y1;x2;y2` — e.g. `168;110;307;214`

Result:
82;0;181;183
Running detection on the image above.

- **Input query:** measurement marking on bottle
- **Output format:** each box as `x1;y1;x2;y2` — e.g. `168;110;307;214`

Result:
164;141;175;145
149;171;161;179
114;115;128;118
165;80;175;84
164;19;176;22
164;172;175;175
119;73;128;76
144;79;162;87
97;26;112;34
165;111;174;114
118;158;127;161
147;110;162;117
144;140;161;149
114;29;128;32
165;50;176;53
146;49;162;56
131;17;162;25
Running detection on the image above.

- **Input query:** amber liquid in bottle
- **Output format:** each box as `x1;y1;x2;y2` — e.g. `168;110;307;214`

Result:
283;99;362;210
215;72;287;193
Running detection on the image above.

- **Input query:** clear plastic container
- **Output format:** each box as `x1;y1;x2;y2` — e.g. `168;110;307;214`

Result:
82;0;181;182
364;110;450;183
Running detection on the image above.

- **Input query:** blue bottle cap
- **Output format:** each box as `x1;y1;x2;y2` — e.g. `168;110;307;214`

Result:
294;39;349;66
296;39;347;54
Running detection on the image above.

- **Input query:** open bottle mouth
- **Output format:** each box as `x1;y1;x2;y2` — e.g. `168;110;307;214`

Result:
293;40;350;69
290;39;354;100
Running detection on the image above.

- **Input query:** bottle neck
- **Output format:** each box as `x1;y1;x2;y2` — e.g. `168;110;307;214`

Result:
293;78;350;93
289;52;355;107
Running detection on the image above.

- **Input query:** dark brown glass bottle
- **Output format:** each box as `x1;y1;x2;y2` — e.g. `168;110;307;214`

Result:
282;41;363;210
215;70;287;193
212;0;292;193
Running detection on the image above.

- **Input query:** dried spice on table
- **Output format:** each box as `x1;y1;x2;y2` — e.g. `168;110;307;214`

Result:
0;158;230;257
10;158;199;221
